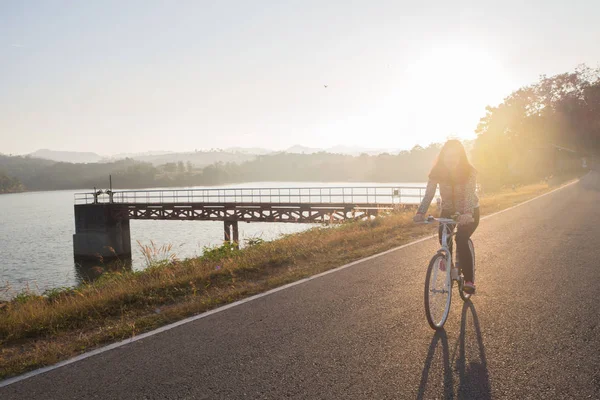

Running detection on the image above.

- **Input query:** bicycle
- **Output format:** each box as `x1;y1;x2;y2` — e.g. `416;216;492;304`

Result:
421;215;475;330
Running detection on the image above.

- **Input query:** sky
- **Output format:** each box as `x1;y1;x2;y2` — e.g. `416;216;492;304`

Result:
1;0;599;156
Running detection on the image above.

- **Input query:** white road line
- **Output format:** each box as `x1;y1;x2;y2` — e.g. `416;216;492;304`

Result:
0;177;582;388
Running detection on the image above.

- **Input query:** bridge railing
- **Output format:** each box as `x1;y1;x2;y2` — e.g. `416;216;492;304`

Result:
75;186;436;206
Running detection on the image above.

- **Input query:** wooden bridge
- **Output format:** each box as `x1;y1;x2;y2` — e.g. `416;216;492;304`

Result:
73;186;431;260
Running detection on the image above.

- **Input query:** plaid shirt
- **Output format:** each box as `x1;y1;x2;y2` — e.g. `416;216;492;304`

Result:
417;172;479;215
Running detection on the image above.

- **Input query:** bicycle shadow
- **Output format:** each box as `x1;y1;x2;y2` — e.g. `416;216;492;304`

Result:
416;329;453;400
456;301;491;400
416;302;491;400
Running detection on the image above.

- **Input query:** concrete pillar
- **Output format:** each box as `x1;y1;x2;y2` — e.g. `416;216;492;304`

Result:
224;221;239;248
232;221;239;248
224;221;231;242
73;204;132;260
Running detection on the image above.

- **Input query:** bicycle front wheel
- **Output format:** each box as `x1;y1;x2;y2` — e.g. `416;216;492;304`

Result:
424;253;452;330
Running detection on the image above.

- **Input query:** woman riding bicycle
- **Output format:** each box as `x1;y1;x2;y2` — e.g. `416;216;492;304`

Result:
413;140;480;294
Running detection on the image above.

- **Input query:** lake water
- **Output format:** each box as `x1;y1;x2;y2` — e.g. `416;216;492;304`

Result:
0;182;426;299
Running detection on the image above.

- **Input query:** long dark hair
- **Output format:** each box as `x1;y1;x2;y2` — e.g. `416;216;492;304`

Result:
429;140;476;183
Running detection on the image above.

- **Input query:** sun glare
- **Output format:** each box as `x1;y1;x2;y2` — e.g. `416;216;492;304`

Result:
400;43;514;143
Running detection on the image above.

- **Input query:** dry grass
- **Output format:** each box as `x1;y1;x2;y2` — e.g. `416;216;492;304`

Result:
0;178;576;379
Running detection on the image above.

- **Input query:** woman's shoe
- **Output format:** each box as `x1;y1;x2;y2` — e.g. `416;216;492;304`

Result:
463;281;476;294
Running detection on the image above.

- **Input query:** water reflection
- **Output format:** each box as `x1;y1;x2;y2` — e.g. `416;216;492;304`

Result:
74;256;132;285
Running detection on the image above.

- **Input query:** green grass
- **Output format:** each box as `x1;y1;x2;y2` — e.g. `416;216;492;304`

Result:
0;177;578;380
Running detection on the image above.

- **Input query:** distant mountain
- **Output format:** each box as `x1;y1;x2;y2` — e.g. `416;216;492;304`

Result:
26;148;260;168
122;151;258;168
26;143;424;167
285;144;400;155
285;145;322;154
108;151;175;159
225;147;273;155
30;149;103;163
326;145;401;155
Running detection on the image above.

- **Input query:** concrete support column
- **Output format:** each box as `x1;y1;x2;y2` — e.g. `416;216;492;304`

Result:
224;221;239;248
73;204;132;260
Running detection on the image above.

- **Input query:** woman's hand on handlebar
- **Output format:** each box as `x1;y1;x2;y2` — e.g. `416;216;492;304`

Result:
457;213;474;226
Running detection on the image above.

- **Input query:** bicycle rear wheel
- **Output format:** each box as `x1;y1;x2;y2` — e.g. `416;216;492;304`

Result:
459;239;476;301
424;253;452;330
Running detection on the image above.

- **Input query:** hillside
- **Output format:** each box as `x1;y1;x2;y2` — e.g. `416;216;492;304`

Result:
128;151;257;168
0;145;443;192
30;149;103;163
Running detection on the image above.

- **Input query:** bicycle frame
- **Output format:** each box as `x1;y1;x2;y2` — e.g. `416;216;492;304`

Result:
440;218;456;260
430;217;458;276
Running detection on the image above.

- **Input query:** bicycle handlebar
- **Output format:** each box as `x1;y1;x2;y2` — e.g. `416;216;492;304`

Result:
417;215;460;225
431;217;457;224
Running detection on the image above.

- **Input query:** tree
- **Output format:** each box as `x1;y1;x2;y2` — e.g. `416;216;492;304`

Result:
177;161;185;174
472;65;600;188
0;172;24;193
162;163;177;173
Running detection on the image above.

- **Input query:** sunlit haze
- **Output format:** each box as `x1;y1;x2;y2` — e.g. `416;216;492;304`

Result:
1;0;599;155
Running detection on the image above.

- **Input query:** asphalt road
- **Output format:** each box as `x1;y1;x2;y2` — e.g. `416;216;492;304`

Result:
2;172;599;399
